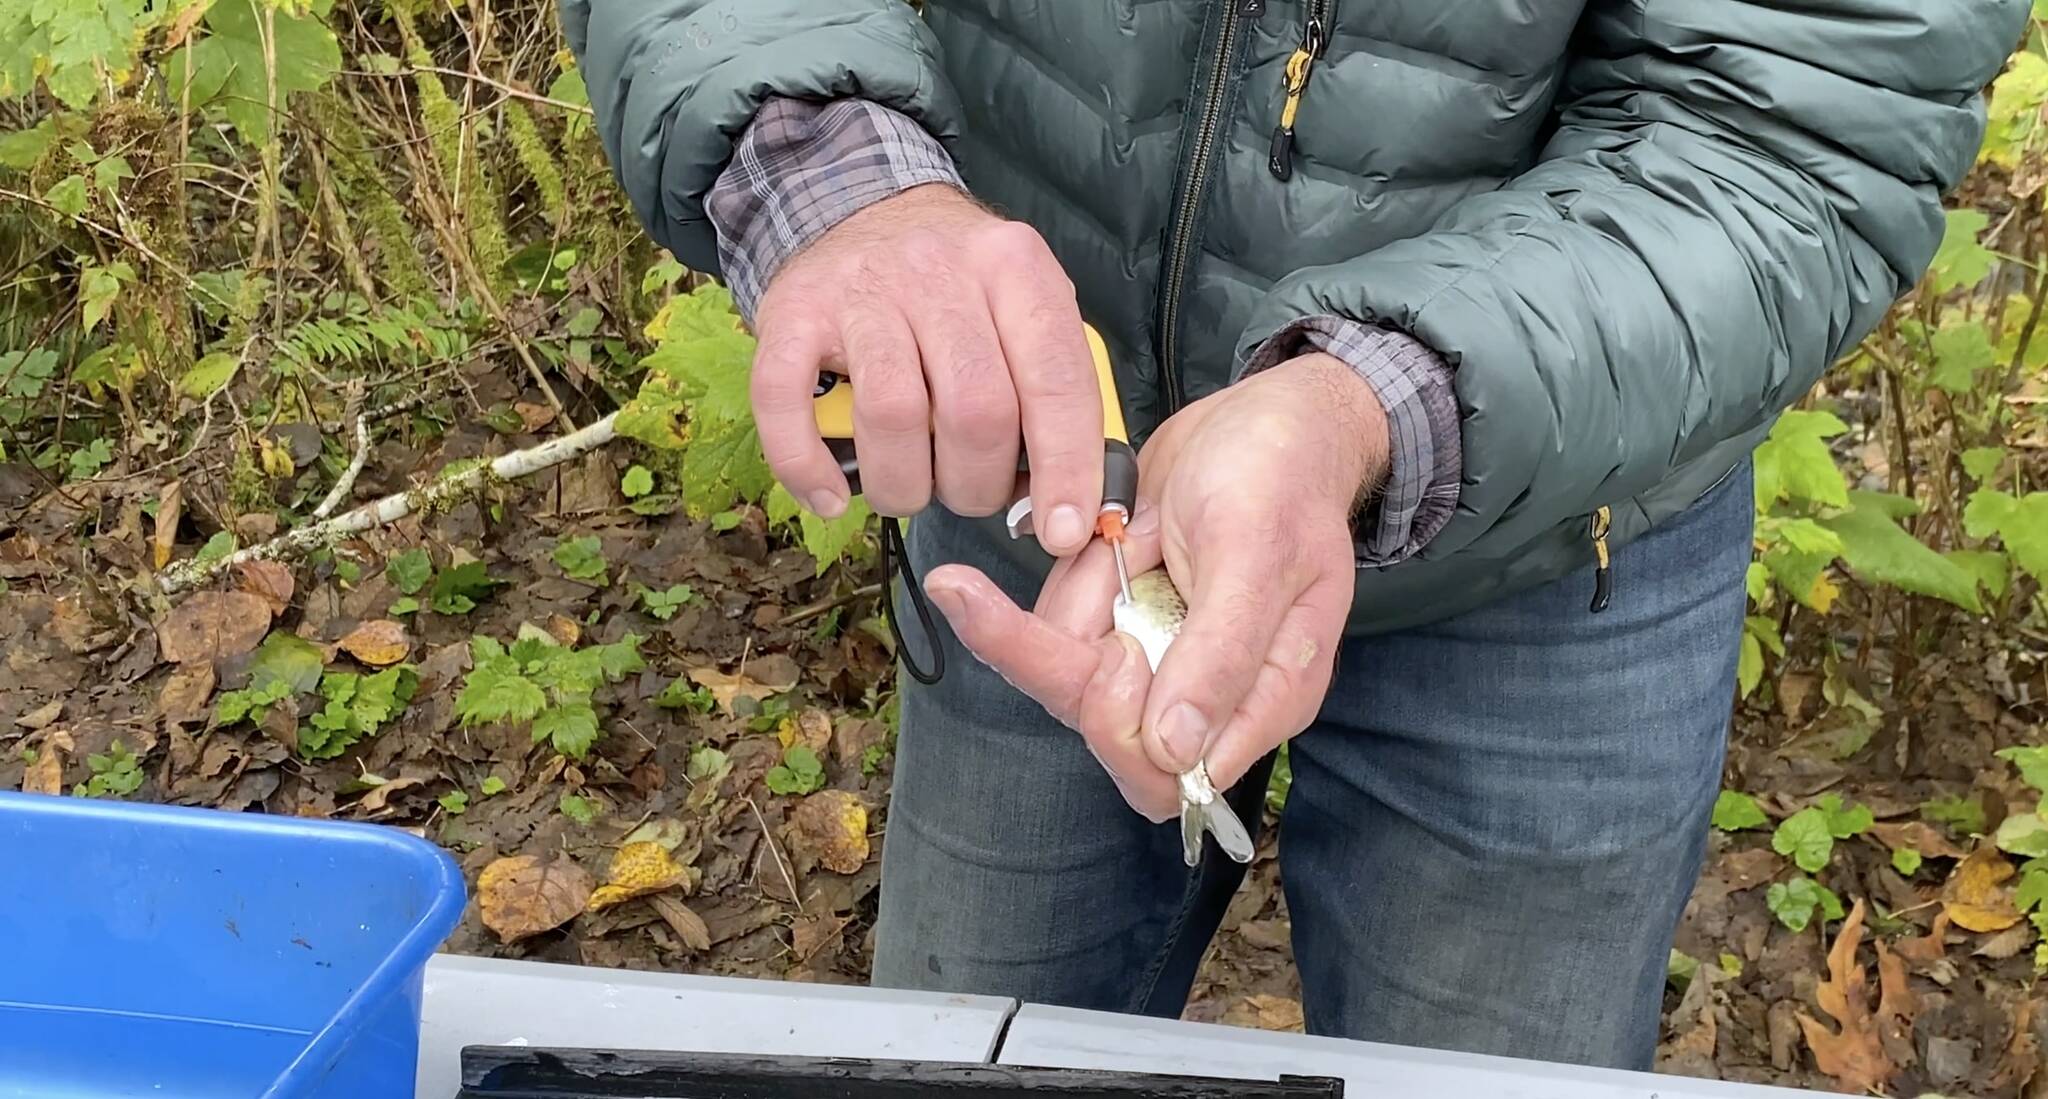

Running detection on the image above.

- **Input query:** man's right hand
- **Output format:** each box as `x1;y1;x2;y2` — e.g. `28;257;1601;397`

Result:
749;184;1106;555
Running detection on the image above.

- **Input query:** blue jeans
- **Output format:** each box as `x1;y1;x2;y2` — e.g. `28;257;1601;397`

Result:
872;461;1753;1070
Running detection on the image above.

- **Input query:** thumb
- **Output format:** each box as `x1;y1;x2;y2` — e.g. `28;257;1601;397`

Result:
1141;547;1287;774
923;564;1098;727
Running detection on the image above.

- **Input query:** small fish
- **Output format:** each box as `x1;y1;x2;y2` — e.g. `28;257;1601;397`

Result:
1111;568;1257;868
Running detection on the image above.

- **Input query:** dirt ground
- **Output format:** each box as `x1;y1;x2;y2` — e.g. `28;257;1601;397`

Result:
1;374;2042;1097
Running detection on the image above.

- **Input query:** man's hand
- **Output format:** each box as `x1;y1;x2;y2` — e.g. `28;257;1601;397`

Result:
924;353;1391;820
749;184;1105;555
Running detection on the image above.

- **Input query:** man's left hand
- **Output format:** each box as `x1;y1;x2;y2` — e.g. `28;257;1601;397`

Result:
922;352;1391;820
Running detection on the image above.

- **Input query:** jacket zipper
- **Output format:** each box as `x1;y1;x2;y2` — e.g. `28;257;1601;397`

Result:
1268;2;1331;181
1158;0;1257;412
1589;506;1614;613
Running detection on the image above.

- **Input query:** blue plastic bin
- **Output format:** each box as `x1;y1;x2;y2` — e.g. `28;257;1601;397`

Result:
0;791;466;1099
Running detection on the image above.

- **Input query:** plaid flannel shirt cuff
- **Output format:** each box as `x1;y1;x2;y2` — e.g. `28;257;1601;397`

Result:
1240;317;1462;567
705;96;965;324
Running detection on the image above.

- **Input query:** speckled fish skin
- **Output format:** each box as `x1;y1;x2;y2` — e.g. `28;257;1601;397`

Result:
1112;568;1256;868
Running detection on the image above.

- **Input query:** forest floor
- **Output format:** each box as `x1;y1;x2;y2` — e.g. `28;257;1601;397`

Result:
0;357;2042;1098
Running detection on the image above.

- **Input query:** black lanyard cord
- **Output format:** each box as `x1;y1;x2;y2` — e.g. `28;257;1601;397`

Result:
879;516;945;685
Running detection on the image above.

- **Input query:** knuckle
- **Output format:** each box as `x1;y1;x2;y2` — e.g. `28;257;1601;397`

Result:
869;484;932;518
982;219;1049;261
896;229;954;279
859;388;929;435
935;387;1016;439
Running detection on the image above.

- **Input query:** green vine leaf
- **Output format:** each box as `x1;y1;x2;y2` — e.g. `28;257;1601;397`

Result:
1754;410;1849;510
166;0;341;142
1773;807;1835;874
1821;491;1982;612
1928;208;1995;293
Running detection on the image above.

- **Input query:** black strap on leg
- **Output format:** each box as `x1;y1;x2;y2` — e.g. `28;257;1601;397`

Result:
879;516;944;685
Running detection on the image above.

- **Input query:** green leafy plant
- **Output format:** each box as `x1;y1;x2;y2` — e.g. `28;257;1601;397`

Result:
428;561;501;615
72;740;142;799
438;790;469;816
619;284;874;572
1892;848;1924;877
1712;790;1769;832
1770;794;1872;874
656;678;715;712
637;583;696;621
747;694;794;734
480;776;507;797
765;744;826;796
1924;795;1989;838
456;628;643;759
387;548;433;595
559;793;599;825
300;666;419;760
552;536;609;584
1766;876;1845;933
621;465;654;498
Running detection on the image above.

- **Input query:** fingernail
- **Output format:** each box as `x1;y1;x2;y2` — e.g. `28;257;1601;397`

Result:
1129;507;1160;538
1156;702;1207;771
1042;504;1086;551
808;489;847;518
1102;635;1131;675
926;583;967;627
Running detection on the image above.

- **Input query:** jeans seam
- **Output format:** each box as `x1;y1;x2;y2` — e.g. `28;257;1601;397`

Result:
1128;865;1207;1015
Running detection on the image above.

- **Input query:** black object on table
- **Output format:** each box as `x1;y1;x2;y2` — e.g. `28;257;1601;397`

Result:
456;1046;1346;1097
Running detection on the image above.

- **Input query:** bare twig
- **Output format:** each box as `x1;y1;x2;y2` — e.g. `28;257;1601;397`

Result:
745;795;804;917
313;410;371;519
780;583;884;627
345;65;592;116
159;411;618;593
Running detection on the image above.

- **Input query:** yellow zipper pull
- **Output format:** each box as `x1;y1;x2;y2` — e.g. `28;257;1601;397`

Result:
1589;506;1613;613
1267;17;1325;181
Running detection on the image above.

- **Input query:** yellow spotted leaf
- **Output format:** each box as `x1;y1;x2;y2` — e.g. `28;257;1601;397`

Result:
784;790;870;875
337;620;410;666
1941;846;2023;933
477;855;593;943
586;841;687;912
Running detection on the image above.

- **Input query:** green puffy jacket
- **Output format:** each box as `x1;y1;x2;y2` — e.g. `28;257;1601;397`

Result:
562;0;2024;634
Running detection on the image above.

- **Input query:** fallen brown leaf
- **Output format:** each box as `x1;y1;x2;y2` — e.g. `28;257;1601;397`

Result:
354;774;424;814
337;620;410;667
1988;996;2039;1094
784;790;869;875
13;700;62;731
1796;899;1895;1093
1942;846;2022;932
156;665;217;726
151;480;182;571
1896;911;1952;966
1971;924;2034;960
1868;821;1967;862
20;730;71;795
794;708;833;755
587;841;689;912
1222;994;1305;1033
646;893;711;952
157;592;273;665
832;716;887;769
162;0;213;47
514;401;556;433
543;614;581;648
1657;963;1719;1079
234;560;295;617
478;855;594;943
790;911;850;962
688;665;793;715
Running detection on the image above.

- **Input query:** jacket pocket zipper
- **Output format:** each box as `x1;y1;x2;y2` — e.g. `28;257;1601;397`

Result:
1267;9;1328;180
1589;506;1614;614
